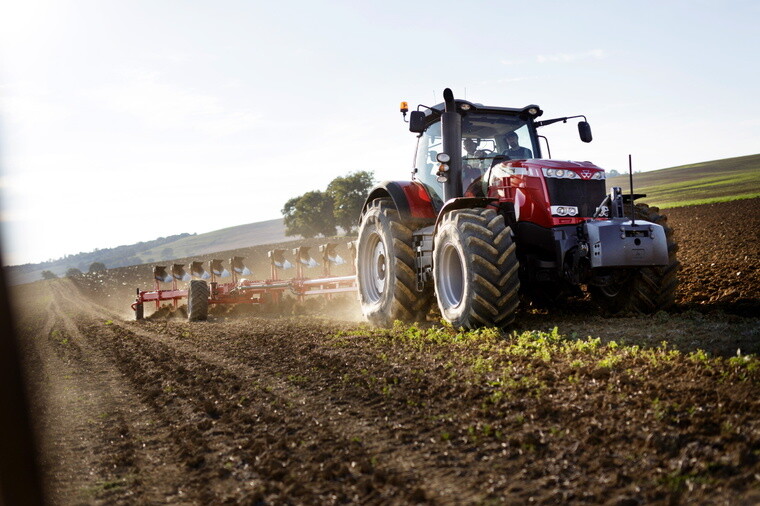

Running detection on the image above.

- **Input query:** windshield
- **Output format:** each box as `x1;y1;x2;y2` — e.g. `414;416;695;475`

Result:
415;113;538;200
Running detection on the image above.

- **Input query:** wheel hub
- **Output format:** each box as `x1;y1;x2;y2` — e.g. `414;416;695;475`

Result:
360;231;387;303
438;243;465;309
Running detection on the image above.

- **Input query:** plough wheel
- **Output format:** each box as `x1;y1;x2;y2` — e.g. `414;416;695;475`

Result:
188;280;209;321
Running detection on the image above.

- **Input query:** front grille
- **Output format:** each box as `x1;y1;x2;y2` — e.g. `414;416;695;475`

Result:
544;179;606;217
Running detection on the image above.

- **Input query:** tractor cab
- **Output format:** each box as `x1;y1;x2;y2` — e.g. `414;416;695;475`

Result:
413;111;540;203
407;97;544;203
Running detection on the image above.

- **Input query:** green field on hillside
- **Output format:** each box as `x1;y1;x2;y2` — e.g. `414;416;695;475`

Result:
606;153;760;208
137;219;288;263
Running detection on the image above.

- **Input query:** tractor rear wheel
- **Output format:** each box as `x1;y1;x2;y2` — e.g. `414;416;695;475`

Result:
590;203;680;314
433;208;520;330
357;198;432;326
187;280;210;321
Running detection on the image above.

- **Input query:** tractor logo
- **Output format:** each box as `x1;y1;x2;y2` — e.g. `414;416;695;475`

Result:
580;170;592;179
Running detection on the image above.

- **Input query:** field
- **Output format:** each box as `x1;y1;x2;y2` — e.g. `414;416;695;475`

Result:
13;198;760;504
605;153;760;208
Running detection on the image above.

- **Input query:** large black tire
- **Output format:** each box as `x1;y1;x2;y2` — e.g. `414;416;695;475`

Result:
433;208;520;330
187;280;210;321
356;198;432;326
134;303;144;321
590;203;680;314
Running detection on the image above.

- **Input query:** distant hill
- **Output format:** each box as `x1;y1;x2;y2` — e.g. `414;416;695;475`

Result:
137;219;289;262
6;218;289;285
606;153;760;208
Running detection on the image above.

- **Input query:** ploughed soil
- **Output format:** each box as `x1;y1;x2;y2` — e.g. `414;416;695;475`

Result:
13;198;760;504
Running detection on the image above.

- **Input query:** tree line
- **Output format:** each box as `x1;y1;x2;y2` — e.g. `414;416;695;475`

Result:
282;171;375;238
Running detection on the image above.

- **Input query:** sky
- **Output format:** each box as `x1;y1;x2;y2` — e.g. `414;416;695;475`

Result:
1;0;758;265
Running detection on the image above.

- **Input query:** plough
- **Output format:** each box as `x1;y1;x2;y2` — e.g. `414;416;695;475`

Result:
132;242;357;320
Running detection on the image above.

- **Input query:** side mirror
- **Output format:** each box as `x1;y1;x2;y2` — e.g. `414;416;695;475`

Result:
409;111;426;133
578;121;593;143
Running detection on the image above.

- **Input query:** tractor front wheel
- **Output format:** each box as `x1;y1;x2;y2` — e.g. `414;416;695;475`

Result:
433;208;520;330
590;203;680;314
187;280;210;321
356;198;431;326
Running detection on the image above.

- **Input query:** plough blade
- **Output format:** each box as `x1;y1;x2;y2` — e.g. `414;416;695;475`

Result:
231;256;252;276
171;264;191;282
293;246;318;268
268;249;292;270
210;259;230;278
190;261;211;279
319;243;345;265
346;241;357;264
153;266;173;283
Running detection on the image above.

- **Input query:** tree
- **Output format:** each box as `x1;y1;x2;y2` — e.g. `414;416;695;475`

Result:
66;268;83;277
608;169;620;177
282;190;336;238
41;270;58;280
326;171;375;234
88;262;107;273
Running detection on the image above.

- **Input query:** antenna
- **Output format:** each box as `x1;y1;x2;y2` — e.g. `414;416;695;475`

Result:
629;154;635;226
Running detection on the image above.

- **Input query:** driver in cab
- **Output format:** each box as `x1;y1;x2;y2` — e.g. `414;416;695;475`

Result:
502;131;532;159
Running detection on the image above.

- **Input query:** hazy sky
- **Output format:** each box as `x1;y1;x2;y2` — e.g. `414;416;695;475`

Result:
1;0;758;265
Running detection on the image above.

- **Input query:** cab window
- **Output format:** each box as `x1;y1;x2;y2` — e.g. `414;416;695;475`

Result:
414;121;444;201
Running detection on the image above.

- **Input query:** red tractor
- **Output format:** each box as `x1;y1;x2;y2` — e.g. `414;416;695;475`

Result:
356;88;678;329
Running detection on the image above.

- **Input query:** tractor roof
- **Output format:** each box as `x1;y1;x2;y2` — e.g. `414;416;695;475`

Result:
421;99;543;121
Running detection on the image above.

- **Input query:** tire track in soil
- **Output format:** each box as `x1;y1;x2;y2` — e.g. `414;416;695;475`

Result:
115;318;492;504
130;316;607;503
35;282;207;503
96;318;462;503
61;279;489;502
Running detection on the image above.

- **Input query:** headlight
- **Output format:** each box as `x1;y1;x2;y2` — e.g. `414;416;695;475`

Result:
591;171;606;180
543;168;579;179
550;205;579;217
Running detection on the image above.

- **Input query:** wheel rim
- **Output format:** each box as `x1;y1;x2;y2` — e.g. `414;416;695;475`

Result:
598;271;632;298
599;285;621;297
438;242;465;309
360;231;387;303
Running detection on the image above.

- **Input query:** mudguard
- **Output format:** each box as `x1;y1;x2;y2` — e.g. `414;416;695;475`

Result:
434;197;499;232
361;181;439;225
